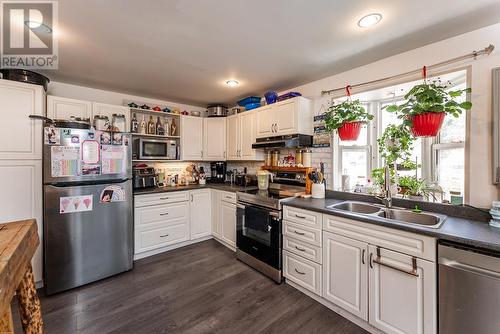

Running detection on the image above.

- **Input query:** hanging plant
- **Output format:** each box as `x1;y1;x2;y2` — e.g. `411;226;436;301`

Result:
384;66;472;137
377;124;415;166
323;86;374;141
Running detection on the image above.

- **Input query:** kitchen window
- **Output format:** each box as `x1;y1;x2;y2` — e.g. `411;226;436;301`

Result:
333;70;467;201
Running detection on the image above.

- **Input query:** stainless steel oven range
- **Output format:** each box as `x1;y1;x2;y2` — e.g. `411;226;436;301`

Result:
236;170;307;283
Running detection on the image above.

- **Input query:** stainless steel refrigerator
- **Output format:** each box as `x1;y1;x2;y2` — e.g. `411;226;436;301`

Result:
43;127;133;295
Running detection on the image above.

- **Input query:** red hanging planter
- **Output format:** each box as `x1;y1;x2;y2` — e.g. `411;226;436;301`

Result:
338;121;363;141
410;112;445;137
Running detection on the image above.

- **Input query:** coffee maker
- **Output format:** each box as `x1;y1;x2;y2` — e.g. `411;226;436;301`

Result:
209;161;227;183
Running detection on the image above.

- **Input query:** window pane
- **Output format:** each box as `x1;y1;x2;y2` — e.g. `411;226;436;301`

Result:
341;150;368;190
436;148;464;200
439;112;465;143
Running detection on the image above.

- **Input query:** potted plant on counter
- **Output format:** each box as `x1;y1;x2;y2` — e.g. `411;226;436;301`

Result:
398;176;425;200
323;99;374;141
384;78;472;137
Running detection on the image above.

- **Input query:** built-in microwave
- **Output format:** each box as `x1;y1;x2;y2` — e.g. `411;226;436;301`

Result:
133;138;178;160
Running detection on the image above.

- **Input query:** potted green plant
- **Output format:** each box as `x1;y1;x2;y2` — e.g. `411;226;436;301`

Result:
323;99;374;141
384;79;471;137
398;176;424;200
377;124;415;165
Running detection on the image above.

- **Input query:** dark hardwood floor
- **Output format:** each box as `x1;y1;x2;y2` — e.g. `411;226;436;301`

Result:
13;240;368;334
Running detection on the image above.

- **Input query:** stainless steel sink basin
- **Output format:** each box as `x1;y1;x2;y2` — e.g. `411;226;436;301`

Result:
327;201;381;214
377;208;445;227
327;201;446;228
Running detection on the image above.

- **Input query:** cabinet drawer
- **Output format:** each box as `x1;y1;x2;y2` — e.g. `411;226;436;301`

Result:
220;191;236;204
283;221;322;247
135;222;189;253
135;202;189;227
134;191;189;208
283;206;322;229
323;214;436;261
283;250;321;295
283;235;322;264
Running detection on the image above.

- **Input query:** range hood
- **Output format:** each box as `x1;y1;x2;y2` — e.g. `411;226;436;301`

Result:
252;134;313;149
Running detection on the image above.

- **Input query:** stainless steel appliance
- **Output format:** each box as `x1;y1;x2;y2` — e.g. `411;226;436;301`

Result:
439;242;500;334
133;166;157;189
132;137;178;160
209;161;227;183
206;104;227;117
236;170;306;283
252;134;313;149
43;127;133;295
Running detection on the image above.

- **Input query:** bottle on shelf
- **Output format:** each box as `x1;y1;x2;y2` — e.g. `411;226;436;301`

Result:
139;115;146;134
156;117;165;136
147;116;156;135
165;119;171;136
170;118;177;136
131;113;139;133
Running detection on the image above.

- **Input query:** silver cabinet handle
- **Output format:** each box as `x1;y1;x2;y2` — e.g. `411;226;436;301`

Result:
159;197;169;200
293;230;305;236
160;234;169;238
191;194;193;202
295;245;306;252
295;214;306;219
294;268;306;275
160;213;169;216
362;249;366;265
372;247;419;277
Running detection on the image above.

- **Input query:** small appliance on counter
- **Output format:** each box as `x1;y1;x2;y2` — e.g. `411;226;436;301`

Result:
133;166;157;189
235;173;257;187
132;137;178;160
209;161;227;183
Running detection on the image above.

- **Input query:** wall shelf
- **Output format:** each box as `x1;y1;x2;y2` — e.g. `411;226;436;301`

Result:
129;108;182;118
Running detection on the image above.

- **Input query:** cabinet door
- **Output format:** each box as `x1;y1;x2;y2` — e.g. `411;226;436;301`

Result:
190;189;211;239
369;245;436;334
220;201;236;249
275;99;297;135
240;111;257;159
180;116;203;160
92;102;130;132
323;232;368;320
47;95;92;120
0;80;44;160
211;190;221;238
0;160;43;282
226;115;239;160
203;118;226;160
255;106;274;138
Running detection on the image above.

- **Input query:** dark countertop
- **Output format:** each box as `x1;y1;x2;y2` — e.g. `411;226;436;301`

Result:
133;183;257;195
282;197;500;253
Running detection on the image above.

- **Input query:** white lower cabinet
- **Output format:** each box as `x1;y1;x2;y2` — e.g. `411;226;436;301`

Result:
368;245;436;334
282;206;437;334
220;200;236;249
190;189;211;239
323;232;368;321
211;190;221;238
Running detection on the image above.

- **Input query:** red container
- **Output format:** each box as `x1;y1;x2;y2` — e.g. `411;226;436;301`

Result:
410;112;445;137
338;121;362;141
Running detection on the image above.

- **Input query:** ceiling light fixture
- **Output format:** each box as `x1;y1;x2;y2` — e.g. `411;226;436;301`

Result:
226;80;239;87
357;13;382;28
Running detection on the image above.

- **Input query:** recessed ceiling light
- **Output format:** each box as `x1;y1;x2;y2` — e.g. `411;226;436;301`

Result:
25;21;52;33
357;13;382;28
226;80;239;87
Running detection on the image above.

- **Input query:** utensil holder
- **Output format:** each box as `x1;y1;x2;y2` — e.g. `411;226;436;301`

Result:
311;183;325;199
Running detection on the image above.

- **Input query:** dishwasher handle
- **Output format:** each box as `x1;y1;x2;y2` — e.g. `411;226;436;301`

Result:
439;258;500;280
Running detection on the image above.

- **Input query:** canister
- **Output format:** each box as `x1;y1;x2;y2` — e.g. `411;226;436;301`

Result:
295;150;303;165
302;149;312;167
265;151;272;166
271;150;280;166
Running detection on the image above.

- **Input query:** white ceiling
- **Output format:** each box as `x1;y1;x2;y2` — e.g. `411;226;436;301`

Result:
47;0;500;106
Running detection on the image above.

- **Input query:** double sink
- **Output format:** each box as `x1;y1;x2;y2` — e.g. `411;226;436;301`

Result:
327;201;446;228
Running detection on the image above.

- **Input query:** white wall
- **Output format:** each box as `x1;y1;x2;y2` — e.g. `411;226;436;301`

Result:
48;81;206;113
284;23;500;207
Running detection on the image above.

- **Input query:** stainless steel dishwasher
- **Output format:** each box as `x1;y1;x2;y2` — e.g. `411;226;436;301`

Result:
439;242;500;334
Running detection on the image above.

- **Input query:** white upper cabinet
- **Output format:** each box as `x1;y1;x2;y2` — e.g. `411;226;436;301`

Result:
181;116;203;160
189;189;211;240
92;102;130;132
255;97;313;138
323;232;368;321
0;79;44;160
368;245;436;334
226;114;239;160
47;95;92;120
226;111;262;161
203;117;226;160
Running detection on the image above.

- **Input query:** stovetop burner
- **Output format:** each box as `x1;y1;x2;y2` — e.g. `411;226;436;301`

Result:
240;189;290;200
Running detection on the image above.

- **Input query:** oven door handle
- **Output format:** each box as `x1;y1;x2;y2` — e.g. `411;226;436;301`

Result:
237;204;245;210
269;211;280;219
